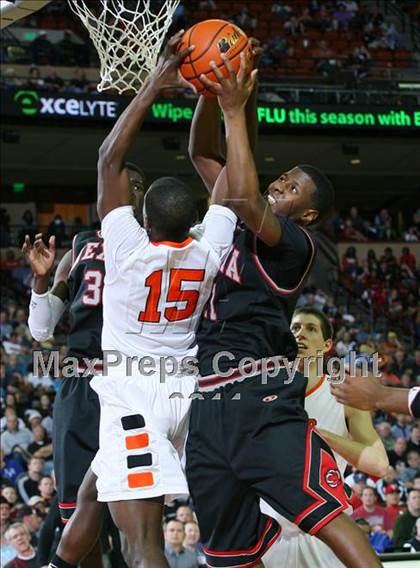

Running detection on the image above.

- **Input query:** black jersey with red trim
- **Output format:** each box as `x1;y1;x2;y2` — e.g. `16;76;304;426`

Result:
67;230;104;361
197;216;316;376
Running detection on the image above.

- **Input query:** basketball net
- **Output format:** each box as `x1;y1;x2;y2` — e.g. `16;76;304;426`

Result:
68;0;180;94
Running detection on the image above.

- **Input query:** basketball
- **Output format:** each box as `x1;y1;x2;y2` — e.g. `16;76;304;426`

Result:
179;19;253;96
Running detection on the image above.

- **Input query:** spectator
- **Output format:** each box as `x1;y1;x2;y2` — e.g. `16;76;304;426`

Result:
342;246;359;279
400;247;416;271
37;476;55;508
183;521;205;565
384;485;405;526
335;330;357;357
164;520;197;568
0;208;11;247
407;426;420;454
391;413;411;440
47;215;67;248
393;489;420;549
1;495;12;531
345;471;375;509
31;31;55;66
376;422;396;452
43;69;64;91
1;497;16;567
352;487;394;535
176;505;194;524
1;410;25;434
388;437;408;468
1;310;13;338
2;486;20;511
369;526;394;553
26;367;54;391
16;457;45;505
399;451;420;484
1;415;32;457
272;2;293;18
15;507;42;547
27;425;51;457
390;349;409;377
18;211;36;247
376;467;405;503
407;349;420;381
3;333;23;356
68;69;89;94
3;523;36;568
375;208;391;237
379;331;402;357
1;449;25;487
56;31;76;66
403;517;420;552
235;6;257;31
333;2;354;30
284;15;300;35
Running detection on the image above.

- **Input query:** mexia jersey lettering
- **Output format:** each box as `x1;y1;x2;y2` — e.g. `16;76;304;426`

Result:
197;216;316;375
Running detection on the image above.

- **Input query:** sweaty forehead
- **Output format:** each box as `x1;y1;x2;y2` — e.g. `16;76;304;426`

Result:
291;314;321;329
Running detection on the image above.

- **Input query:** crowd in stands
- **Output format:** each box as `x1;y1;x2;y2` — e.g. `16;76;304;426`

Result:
0;211;418;564
0;0;417;90
334;208;420;243
334;207;419;338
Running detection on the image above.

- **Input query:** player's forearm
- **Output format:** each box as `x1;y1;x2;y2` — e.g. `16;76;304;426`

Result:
245;77;258;153
375;387;410;415
97;80;159;216
189;96;224;193
99;80;158;168
319;430;389;478
28;290;66;341
224;109;260;211
33;274;50;294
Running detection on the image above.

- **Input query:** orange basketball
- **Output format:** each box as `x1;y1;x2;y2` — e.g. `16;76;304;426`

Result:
179;19;253;97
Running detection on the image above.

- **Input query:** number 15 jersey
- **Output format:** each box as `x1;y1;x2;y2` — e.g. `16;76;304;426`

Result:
101;204;237;362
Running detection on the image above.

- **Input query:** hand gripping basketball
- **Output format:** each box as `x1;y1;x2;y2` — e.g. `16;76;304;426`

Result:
200;52;258;114
150;30;197;93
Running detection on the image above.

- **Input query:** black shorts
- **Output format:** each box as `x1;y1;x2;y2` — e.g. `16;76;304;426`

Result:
53;376;100;523
186;368;348;568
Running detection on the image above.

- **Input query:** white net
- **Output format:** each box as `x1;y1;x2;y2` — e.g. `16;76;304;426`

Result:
68;0;180;94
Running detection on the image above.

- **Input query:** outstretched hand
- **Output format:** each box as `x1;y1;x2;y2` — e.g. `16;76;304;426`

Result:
150;30;196;93
22;233;56;277
199;51;258;115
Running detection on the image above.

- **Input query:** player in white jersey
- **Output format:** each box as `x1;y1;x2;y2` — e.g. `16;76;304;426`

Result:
262;307;389;568
49;33;236;568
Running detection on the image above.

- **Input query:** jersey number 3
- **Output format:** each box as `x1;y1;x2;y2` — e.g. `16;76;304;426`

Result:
82;270;103;306
139;269;205;323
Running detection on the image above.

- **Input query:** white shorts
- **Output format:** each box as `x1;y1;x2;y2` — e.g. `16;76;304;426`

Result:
90;371;195;502
262;533;345;568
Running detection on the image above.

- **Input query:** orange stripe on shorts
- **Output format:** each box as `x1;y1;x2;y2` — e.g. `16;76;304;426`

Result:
125;433;149;450
127;472;154;488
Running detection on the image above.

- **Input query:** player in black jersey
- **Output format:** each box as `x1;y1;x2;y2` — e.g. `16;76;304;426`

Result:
24;163;145;567
185;55;381;567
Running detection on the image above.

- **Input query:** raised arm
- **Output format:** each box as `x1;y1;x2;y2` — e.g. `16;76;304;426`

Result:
188;39;261;196
200;53;282;247
188;97;224;193
97;31;194;220
23;234;70;341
